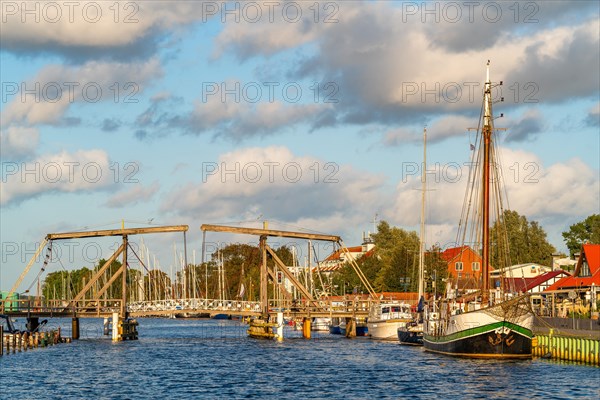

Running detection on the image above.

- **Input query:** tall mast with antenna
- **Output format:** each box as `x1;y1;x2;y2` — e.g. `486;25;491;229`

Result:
418;127;427;302
481;60;493;303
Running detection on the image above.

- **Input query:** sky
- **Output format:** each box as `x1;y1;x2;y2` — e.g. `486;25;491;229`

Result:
1;1;599;292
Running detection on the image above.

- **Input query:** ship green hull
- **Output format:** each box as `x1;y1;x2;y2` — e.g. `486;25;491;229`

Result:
424;321;533;358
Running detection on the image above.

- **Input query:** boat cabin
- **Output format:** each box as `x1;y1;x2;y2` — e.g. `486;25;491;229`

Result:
371;303;412;320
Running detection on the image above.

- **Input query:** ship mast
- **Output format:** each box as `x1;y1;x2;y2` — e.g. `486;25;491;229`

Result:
481;61;493;304
418;127;426;303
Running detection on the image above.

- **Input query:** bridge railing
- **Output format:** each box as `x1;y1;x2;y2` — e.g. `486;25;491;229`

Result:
127;298;262;313
268;297;373;315
0;298;123;316
1;298;52;314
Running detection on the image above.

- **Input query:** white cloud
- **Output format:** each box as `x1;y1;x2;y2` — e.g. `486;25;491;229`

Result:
212;2;599;127
189;98;331;140
1;149;116;206
388;147;600;250
1;1;207;59
1;58;162;126
160;146;387;236
0;126;39;160
212;1;340;60
105;181;160;208
384;115;474;145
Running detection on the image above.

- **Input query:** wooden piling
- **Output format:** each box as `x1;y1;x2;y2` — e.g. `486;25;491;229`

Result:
72;317;80;340
345;318;356;338
0;326;3;356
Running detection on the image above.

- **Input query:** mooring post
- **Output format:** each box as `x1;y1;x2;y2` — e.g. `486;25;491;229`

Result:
112;312;120;341
276;312;284;342
0;325;3;356
345;317;356;338
303;317;311;339
72;317;80;340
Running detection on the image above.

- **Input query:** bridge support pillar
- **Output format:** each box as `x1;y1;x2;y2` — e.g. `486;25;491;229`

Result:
302;317;311;339
71;317;80;340
276;312;283;342
112;313;119;341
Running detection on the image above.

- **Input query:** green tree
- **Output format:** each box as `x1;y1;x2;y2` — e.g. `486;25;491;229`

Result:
41;258;145;302
424;245;449;295
198;243;298;301
490;210;556;268
562;214;600;257
331;221;420;293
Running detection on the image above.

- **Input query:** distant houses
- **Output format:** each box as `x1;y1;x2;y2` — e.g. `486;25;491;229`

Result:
545;244;600;296
316;237;599;318
320;233;375;273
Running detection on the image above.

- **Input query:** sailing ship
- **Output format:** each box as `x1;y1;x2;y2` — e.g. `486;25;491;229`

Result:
398;127;428;346
422;62;534;358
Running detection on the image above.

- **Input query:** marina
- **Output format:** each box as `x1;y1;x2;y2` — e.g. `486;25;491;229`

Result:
1;1;599;397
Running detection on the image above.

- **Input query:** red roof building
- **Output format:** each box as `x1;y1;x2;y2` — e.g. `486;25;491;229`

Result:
440;246;487;280
503;270;571;294
320;234;376;272
545;244;600;292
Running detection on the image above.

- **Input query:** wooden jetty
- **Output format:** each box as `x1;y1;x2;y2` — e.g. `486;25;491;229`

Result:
1;325;70;357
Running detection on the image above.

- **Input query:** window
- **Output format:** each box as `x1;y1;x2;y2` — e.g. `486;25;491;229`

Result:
472;262;480;271
580;256;591;277
455;262;463;271
531;266;537;274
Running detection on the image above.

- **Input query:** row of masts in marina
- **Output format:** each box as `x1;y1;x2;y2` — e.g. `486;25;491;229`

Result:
40;237;338;305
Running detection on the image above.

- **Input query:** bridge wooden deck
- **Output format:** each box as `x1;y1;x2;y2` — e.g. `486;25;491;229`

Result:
1;298;371;319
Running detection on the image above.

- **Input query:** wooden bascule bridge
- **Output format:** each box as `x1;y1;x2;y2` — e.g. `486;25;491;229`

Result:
1;223;376;341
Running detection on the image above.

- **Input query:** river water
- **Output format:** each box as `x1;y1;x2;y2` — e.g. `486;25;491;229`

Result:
1;318;598;399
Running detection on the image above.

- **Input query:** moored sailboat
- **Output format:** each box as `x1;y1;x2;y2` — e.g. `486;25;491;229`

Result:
422;62;534;358
398;127;428;346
